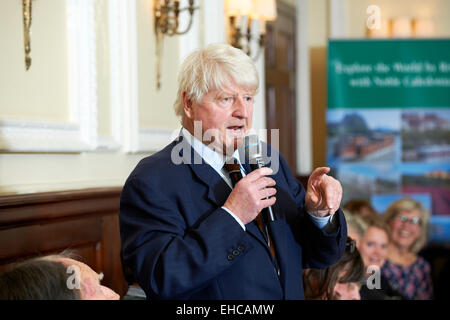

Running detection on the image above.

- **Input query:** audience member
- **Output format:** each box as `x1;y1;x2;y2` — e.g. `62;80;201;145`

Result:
382;197;433;300
0;254;119;300
344;199;378;220
358;217;404;300
343;209;367;247
303;237;365;300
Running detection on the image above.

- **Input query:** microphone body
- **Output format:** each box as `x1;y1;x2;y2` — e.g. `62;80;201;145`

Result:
244;135;277;223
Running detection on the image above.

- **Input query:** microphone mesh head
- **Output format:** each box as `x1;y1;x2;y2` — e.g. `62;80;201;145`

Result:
244;135;262;161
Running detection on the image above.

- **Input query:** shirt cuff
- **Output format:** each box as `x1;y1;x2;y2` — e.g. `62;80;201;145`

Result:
222;206;246;231
308;212;338;234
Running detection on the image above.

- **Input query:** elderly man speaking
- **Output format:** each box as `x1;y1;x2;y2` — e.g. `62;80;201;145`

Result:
119;43;347;300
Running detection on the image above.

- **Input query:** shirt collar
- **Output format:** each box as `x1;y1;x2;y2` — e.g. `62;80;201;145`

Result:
181;127;241;174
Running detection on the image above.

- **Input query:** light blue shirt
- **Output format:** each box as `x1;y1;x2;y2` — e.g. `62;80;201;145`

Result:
181;128;336;232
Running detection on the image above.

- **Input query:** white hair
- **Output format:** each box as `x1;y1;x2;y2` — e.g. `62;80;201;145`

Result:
173;43;259;117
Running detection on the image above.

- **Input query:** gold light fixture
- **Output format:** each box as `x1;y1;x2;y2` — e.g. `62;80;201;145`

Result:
22;0;33;70
154;0;198;89
392;16;413;38
226;0;277;60
413;18;435;38
367;17;436;39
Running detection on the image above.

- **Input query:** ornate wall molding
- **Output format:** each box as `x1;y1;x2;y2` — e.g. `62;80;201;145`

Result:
0;0;98;152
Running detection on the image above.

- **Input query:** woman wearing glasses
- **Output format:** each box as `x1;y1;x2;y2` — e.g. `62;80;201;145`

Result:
381;198;433;300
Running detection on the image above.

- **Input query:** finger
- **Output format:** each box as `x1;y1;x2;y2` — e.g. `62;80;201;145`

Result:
244;167;273;182
260;196;276;208
255;177;276;190
321;178;341;210
308;167;330;186
306;188;322;209
260;187;277;199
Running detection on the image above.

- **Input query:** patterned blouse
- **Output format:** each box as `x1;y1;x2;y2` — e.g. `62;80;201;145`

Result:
381;256;433;300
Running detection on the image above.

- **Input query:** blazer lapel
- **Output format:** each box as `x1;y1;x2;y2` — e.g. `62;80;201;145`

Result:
177;137;231;206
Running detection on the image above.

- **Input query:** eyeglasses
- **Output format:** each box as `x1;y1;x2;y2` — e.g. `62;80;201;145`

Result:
396;215;422;225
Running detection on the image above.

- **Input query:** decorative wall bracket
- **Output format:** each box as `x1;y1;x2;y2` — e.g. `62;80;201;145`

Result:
154;0;198;89
22;0;33;70
226;0;276;61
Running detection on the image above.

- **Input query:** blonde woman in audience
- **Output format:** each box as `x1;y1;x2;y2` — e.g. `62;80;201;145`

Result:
358;217;404;300
343;209;367;247
381;198;433;300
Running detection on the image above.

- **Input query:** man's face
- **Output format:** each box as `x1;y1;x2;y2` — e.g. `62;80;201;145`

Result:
60;258;120;300
183;82;255;155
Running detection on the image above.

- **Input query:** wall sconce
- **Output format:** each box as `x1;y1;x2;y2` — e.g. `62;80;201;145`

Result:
226;0;277;60
413;18;435;38
22;0;33;70
154;0;198;89
392;16;413;38
366;19;391;38
367;17;436;39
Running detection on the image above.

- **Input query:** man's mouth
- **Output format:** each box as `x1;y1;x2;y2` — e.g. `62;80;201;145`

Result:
227;125;244;132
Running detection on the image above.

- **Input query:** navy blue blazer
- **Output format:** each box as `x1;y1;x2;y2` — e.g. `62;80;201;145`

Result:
119;136;347;300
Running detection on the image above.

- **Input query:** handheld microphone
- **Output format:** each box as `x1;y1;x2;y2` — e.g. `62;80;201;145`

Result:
243;135;277;223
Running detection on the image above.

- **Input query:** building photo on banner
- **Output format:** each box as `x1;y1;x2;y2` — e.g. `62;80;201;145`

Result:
327;39;450;243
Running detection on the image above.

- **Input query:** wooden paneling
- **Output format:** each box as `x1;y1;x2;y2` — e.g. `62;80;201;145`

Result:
310;46;328;168
0;187;128;297
265;1;297;173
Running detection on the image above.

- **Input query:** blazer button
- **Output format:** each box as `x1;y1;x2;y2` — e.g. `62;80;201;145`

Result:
237;245;244;252
227;254;234;261
232;249;240;256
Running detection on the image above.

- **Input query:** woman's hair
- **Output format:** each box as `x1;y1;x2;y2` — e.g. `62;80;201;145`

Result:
303;237;365;300
363;215;390;238
173;43;259;117
0;256;80;300
383;197;430;254
343;209;368;238
343;199;378;218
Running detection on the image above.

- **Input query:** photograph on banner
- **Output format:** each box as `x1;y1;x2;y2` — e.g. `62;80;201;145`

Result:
335;162;400;207
327;39;450;243
401;162;450;216
327;109;400;166
371;193;431;214
401;108;450;163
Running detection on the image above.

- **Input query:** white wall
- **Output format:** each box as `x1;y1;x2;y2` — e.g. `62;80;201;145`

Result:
0;0;270;195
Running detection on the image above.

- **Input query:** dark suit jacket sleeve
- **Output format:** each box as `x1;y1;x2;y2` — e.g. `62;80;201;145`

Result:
119;176;250;299
278;155;347;269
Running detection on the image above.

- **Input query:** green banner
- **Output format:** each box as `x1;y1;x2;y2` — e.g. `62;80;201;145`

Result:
328;39;450;109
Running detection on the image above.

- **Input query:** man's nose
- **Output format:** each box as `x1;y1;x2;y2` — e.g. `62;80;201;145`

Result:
233;96;249;118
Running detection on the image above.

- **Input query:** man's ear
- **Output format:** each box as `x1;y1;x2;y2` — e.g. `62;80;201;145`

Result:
182;91;193;119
